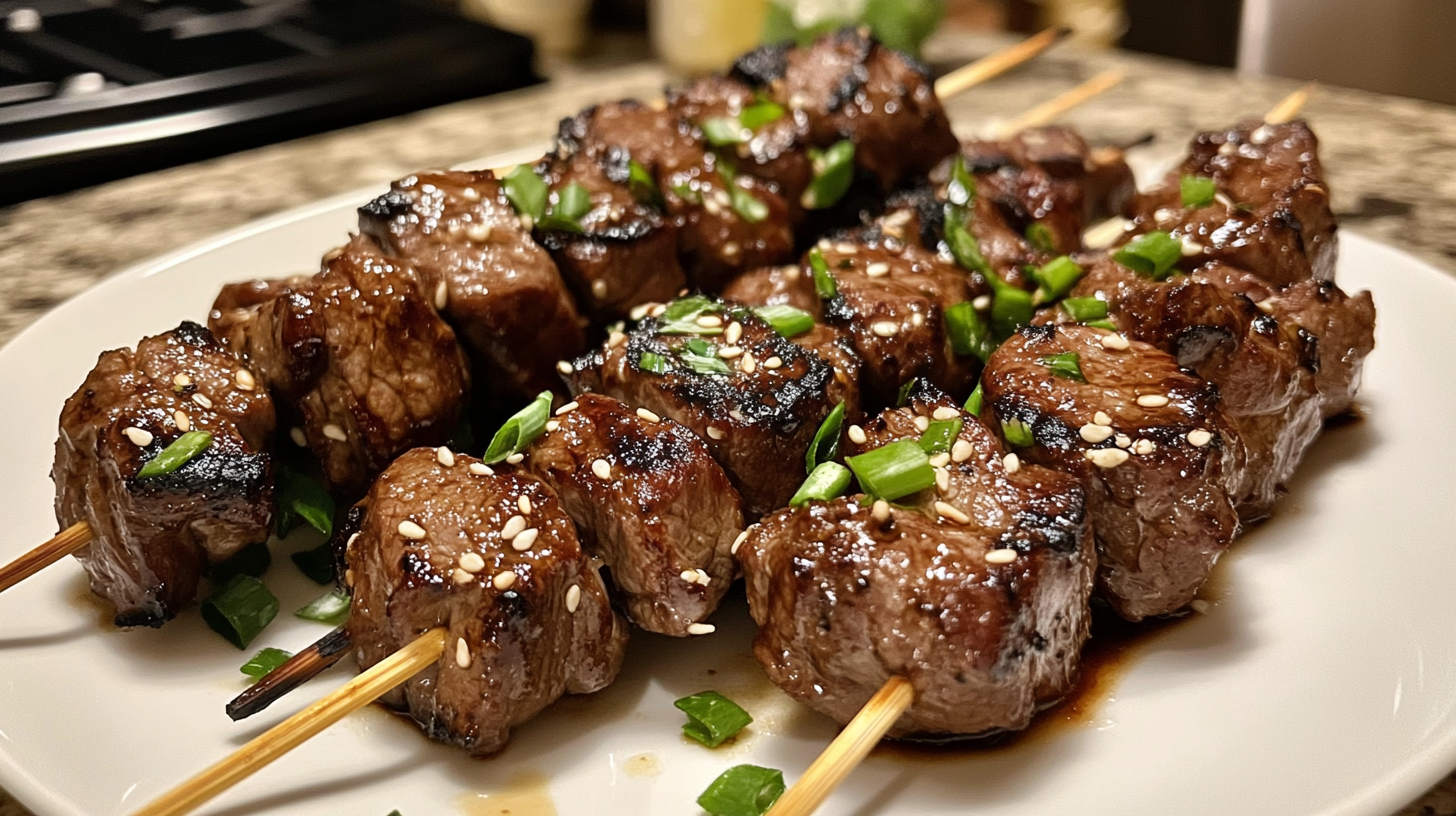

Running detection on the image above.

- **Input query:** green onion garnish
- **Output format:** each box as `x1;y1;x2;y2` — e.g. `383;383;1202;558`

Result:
638;351;671;374
290;542;336;585
536;181;592;233
846;440;935;502
789;461;852;506
136;430;212;479
944;205;994;277
697;765;785;816
275;462;335;539
208;542;271;584
1114;231;1182;280
295;589;351;625
805;402;846;473
240;647;293;682
502;165;548;221
658;320;724;336
896;378;918;407
679;339;732;376
1087;318;1118;330
1181;174;1217;209
1001;418;1035;447
919;418;963;454
671;181;703;205
964;381;984;415
202;574;279;649
990;288;1034;340
627;159;662;207
482;390;553;464
808;248;837;299
703;117;749;146
663;295;716;321
1031;256;1083;301
674;691;754;748
945;301;994;361
1062;296;1109;322
752;304;814;338
728;185;769;223
802;140;855;210
947;155;976;207
1025;222;1056;253
738;100;785;130
1040;351;1086;381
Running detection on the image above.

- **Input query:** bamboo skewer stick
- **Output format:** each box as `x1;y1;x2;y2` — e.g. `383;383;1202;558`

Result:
226;626;354;721
994;68;1126;138
932;27;1071;100
0;521;90;593
132;627;445;816
1265;83;1315;124
764;676;915;816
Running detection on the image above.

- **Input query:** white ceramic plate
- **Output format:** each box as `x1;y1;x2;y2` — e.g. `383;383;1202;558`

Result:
1;155;1454;816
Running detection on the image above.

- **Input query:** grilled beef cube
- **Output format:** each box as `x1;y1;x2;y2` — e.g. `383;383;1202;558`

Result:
981;324;1240;620
564;297;855;517
721;264;824;316
358;170;586;400
740;392;1093;737
523;393;745;636
54;322;276;627
209;235;469;496
1261;277;1376;417
1125;119;1336;286
346;448;626;756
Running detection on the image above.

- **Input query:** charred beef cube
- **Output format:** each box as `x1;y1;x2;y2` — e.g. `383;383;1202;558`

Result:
346;448;626;756
1125;120;1337;286
740;390;1093;737
721;263;824;316
210;235;469;496
564;297;856;517
523;393;745;636
1258;276;1376;418
981;324;1241;621
358;170;586;400
54;322;276;627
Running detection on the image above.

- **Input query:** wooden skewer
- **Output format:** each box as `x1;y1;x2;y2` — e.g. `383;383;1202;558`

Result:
133;627;446;816
226;626;354;721
764;676;914;816
932;26;1071;100
0;521;91;593
1265;83;1316;124
995;68;1126;138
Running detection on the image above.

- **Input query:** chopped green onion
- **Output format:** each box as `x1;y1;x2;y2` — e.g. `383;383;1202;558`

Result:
945;301;994;361
679;339;733;376
240;647;293;682
674;691;754;748
1001;417;1035;447
1087;318;1119;330
502;165;548;221
295;589;351;626
990;287;1034;340
291;542;336;585
275;462;335;539
802;140;855;210
752;305;814;338
846;440;935;501
944;205;993;278
1025;222;1057;253
1114;231;1182;280
805;402;846;474
482;391;553;464
209;542;271;583
536;181;591;233
896;378;918;407
1062;296;1109;322
671;181;703;205
627;159;662;207
919;418;963;454
1181;174;1217;209
1040;351;1086;381
964;381;984;415
663;295;717;321
947;155;976;207
728;185;769;223
658;320;724;336
1031;256;1084;301
638;351;671;374
703;117;749;146
790;461;851;506
202;575;279;649
136;430;212;479
697;765;785;816
738;100;785;130
808;248;837;299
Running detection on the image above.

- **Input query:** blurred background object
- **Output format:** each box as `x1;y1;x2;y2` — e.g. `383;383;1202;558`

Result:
649;0;767;75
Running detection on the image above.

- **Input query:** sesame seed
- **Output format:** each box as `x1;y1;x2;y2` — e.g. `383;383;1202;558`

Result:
845;424;867;445
650;304;667;318
972;295;992;310
518;495;532;514
592;279;608;300
469;462;494;476
764;356;783;369
1003;453;1021;473
865;262;890;278
1256;299;1277;314
506;452;525;465
984;549;1017;565
706;426;726;440
344;568;355;587
1100;333;1130;350
452;568;474;585
935;468;950;492
718;346;743;359
591;458;612;480
512;528;539;551
234;369;256;391
871;321;899;337
728;408;743;421
722;241;741;258
1080;424;1115;443
835;242;857;255
1085;448;1130;468
724;322;743;345
687;623;716;635
742;353;757;374
501;515;527;540
731;530;749;555
555;401;579;416
465;222;491;243
290;427;307;447
1115;434;1132;448
191;393;213;410
935;501;971;524
1133;439;1156;456
1093;411;1113;426
545;420;560;432
696;314;724;328
1136;394;1170;408
696;569;711;586
1153;207;1177;226
680;569;698;583
492;571;517;590
461;187;481;201
173;411;190;432
951;439;973;462
1190;599;1210;614
872;499;891;522
455;638;472;668
913;416;930;432
434;280;449;310
347;532;360;547
323;423;347;441
910;313;925;327
173;373;192;387
437;447;455;467
557;361;573;375
459;552;485;573
1180;237;1204;256
519;214;534;230
704;197;723;216
398;520;427;539
636;407;661;423
714;190;732;209
928;452;951;468
566;584;582;613
123;427;154;447
932;406;960;421
1187;429;1213;447
607;331;627;348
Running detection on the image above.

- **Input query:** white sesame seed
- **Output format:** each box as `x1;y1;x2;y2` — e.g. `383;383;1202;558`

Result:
703;196;723;217
461;186;481;201
928;452;951;468
465;222;491;243
173;373;191;387
545;420;560;432
872;499;891;522
1215;191;1237;209
452;568;474;585
935;501;971;524
718;346;743;359
518;495;532;514
913;416;930;432
865;261;890;278
1003;453;1021;473
722;241;741;258
764;356;783;369
1218;141;1237;156
1133;439;1156;456
1136;394;1170;408
234;368;256;391
1093;411;1113;426
290;427;307;447
607;330;627;349
1153;207;1178;227
1187;429;1213;447
1085;448;1131;468
555;401;579;417
492;571;517;590
520;214;535;233
591;458;612;480
506;452;525;465
323;423;347;442
469;462;494;476
512;528;539;551
1100;333;1130;351
742;353;757;374
680;569;698;583
687;623;716;635
1080;424;1115;443
1190;599;1211;614
635;407;661;423
840;426;865;447
871;321;899;337
1180;236;1205;256
706;426;726;440
191;393;213;410
347;532;360;548
565;584;582;613
434;280;449;310
459;552;485;573
835;242;857;255
436;446;456;467
724;322;743;345
911;312;925;327
985;549;1017;565
592;279;609;300
951;439;974;463
123;427;154;447
935;468;950;492
696;314;724;328
173;411;190;432
500;515;527;541
714;190;732;210
696;569;711;586
398;520;427;539
344;568;355;587
932;406;960;421
731;530;749;555
557;361;573;375
972;295;992;310
650;304;668;318
455;638;472;668
1115;434;1132;448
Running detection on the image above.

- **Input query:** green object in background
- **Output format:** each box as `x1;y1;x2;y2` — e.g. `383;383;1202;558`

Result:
763;0;945;57
202;575;279;649
295;589;352;626
240;647;293;682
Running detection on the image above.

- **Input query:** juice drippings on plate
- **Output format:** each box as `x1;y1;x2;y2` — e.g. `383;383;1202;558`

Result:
623;752;660;777
457;769;555;816
68;574;117;631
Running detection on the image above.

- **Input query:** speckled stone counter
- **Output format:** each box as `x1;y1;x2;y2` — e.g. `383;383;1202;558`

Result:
2;29;1454;816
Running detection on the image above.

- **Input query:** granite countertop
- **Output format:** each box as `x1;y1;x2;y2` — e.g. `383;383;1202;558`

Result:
2;29;1454;816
